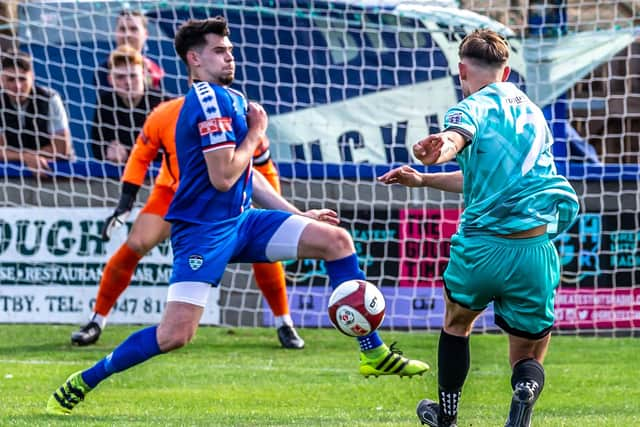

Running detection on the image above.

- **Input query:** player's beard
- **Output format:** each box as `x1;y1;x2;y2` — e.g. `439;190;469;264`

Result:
219;73;234;86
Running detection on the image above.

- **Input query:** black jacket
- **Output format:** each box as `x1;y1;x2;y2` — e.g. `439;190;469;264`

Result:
1;85;55;151
91;88;165;160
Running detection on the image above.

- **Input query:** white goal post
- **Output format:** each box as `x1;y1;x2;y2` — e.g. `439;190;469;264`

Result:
1;0;638;334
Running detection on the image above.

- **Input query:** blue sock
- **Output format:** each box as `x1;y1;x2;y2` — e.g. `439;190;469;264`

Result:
81;325;162;389
325;253;365;289
325;254;384;352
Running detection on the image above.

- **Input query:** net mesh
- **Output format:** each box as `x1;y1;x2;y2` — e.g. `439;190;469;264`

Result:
0;0;638;334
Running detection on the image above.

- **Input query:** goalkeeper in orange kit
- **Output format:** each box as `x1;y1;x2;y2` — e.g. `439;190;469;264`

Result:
71;96;304;349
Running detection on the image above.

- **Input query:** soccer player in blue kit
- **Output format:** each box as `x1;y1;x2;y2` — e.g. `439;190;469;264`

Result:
47;16;429;415
379;29;579;427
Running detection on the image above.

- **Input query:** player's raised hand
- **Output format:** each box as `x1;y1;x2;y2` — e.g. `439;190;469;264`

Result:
247;101;268;135
301;208;340;225
377;165;424;187
412;134;445;165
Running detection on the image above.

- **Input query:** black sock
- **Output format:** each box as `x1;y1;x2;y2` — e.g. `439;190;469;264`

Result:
437;330;470;418
511;358;545;400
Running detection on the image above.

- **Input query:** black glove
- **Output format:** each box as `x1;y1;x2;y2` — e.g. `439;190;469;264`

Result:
101;182;140;241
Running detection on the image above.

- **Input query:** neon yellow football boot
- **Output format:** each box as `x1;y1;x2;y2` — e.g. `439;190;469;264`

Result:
46;371;91;415
360;342;430;378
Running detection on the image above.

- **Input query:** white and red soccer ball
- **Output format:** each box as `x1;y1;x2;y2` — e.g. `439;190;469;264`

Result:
327;280;386;337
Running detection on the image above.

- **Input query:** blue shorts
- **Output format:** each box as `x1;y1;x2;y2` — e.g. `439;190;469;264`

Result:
443;233;560;338
169;209;295;286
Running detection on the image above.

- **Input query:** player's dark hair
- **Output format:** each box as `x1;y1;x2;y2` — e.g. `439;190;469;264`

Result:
174;17;230;66
458;29;509;67
0;50;32;72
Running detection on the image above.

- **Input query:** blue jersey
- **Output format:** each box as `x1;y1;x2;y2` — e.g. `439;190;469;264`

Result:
444;82;579;237
166;82;253;224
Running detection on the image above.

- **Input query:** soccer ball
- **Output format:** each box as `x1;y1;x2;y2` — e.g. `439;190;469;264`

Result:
327;280;385;337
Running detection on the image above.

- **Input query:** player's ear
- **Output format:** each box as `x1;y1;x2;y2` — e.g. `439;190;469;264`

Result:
501;65;511;82
186;49;200;68
458;62;467;81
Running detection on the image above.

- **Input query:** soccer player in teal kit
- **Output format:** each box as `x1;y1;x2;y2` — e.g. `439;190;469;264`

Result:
47;16;428;415
379;29;579;427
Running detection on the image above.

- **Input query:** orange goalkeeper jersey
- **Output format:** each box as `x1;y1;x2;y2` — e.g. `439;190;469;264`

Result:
122;97;184;191
122;96;278;193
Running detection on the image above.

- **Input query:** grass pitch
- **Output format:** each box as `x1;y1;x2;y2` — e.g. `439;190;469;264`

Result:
0;324;638;426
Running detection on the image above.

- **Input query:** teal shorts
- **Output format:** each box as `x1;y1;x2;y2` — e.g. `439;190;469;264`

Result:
443;233;560;338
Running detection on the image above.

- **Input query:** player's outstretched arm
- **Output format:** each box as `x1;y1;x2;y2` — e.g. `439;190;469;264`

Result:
413;130;465;165
252;168;339;225
377;165;425;187
251;168;299;212
378;167;463;193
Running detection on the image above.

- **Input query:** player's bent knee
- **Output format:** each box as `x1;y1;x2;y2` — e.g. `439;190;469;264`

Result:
330;227;355;257
443;309;481;336
299;224;354;260
126;233;158;255
125;241;151;256
443;312;474;335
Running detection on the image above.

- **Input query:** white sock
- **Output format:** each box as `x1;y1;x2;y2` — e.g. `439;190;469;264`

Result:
90;313;107;329
274;315;293;329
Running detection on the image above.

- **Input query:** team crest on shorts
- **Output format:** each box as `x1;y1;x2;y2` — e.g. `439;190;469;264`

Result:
188;254;204;271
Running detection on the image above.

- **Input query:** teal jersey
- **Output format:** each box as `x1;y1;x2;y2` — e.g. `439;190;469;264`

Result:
443;82;579;237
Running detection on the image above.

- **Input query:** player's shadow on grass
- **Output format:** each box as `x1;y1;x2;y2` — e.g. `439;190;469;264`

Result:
191;339;284;352
189;328;286;351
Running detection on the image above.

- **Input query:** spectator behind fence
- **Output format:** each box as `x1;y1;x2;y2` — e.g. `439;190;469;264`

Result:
91;45;165;163
95;9;164;92
0;50;74;176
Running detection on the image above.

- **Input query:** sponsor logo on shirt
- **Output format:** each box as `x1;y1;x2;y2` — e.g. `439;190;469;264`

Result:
505;95;526;104
198;117;232;136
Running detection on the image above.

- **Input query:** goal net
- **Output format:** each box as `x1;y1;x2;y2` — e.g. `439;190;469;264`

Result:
1;0;638;335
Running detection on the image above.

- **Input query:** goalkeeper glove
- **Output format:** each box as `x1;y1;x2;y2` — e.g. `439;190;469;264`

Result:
101;182;140;241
